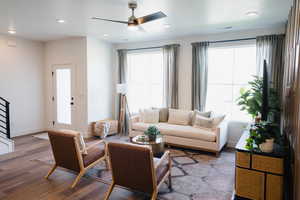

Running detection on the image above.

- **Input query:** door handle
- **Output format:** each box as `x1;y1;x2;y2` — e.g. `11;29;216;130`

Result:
70;102;74;105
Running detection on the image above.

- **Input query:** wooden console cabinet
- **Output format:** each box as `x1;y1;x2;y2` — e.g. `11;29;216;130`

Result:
235;132;285;200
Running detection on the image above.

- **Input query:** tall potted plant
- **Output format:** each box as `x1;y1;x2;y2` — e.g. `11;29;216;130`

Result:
237;61;281;152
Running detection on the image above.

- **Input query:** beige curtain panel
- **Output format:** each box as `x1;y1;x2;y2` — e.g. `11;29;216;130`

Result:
163;44;180;109
191;42;209;111
256;34;285;96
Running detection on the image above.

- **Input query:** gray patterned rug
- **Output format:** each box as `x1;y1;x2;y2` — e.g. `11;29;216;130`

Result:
35;135;235;200
86;146;235;200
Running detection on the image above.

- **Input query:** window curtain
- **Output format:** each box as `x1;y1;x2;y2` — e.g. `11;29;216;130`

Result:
117;49;129;135
256;35;285;96
163;44;180;108
191;42;209;111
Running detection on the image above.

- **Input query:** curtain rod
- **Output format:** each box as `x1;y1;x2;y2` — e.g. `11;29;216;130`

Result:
118;44;180;52
209;37;256;44
122;46;164;52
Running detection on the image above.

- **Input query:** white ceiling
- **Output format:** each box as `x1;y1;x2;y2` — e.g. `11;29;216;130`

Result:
0;0;292;43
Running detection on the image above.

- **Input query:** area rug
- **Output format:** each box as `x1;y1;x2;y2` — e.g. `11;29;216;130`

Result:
34;138;235;200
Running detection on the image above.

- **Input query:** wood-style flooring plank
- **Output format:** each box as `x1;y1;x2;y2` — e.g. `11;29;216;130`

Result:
0;135;149;200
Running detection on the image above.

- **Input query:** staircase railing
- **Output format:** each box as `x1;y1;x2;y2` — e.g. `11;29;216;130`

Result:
0;97;10;139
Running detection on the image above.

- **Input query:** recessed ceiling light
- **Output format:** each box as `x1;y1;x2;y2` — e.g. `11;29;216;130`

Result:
103;34;109;37
246;11;259;17
164;24;171;29
8;29;16;34
56;19;66;23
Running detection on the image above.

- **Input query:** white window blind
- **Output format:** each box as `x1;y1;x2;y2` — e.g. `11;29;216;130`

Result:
206;44;256;121
127;49;164;113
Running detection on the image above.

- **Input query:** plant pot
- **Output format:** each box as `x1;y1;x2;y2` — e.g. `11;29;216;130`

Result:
259;138;274;153
255;116;261;123
148;135;156;142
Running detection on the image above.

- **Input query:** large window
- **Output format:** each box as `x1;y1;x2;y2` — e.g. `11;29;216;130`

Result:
127;49;164;113
206;44;256;121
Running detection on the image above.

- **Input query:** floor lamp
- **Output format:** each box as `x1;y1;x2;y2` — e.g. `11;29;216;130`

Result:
116;84;130;135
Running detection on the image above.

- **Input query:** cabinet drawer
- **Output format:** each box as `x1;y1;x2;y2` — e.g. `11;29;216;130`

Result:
266;174;283;200
236;167;265;200
236;151;250;168
252;155;284;174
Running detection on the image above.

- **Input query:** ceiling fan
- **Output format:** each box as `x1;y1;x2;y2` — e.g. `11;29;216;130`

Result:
91;1;167;31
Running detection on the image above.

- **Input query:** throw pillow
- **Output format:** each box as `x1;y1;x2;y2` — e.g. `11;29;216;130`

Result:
168;109;193;125
192;110;211;125
193;115;214;129
152;107;169;122
210;113;226;128
143;109;159;123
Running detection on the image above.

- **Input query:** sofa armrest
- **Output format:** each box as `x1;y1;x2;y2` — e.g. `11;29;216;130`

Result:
130;115;140;123
215;120;228;151
129;114;141;137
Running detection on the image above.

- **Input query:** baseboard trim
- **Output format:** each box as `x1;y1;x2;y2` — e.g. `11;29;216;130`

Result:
12;130;47;138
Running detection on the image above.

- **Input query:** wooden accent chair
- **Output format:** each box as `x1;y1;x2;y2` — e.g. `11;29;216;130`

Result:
45;130;108;188
104;142;172;200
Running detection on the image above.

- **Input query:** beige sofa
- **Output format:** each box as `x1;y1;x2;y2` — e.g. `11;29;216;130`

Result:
129;113;228;156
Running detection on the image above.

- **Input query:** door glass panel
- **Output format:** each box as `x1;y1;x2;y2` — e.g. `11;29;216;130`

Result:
56;69;71;124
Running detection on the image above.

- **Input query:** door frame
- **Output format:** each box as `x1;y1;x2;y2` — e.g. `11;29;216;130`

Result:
51;64;76;130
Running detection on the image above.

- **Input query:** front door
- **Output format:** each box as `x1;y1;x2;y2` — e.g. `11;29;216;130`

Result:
52;64;76;130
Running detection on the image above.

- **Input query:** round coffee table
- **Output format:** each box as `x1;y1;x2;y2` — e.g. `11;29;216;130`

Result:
131;135;165;157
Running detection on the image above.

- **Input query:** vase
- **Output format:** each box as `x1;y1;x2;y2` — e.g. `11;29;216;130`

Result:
259;138;274;153
148;135;156;142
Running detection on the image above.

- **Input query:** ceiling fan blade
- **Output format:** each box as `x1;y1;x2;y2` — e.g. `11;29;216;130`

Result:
136;11;167;25
91;17;129;24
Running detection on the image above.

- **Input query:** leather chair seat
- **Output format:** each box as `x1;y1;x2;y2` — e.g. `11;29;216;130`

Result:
82;145;105;167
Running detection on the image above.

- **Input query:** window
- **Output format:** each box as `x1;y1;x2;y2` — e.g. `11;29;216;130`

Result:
127;49;164;113
206;44;256;121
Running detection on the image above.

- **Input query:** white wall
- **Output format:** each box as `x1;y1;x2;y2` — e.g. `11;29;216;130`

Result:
0;35;45;137
114;26;286;146
87;37;114;123
44;37;88;135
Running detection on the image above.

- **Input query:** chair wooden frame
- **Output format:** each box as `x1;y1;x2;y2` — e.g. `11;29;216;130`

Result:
104;149;172;200
45;137;108;188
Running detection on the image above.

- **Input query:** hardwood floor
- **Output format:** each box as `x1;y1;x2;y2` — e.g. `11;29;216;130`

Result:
0;135;148;200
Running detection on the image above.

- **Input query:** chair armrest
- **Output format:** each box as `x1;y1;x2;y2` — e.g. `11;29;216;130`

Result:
86;140;106;151
154;150;170;170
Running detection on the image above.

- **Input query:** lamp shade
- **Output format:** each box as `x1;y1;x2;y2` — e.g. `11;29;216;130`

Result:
116;84;128;94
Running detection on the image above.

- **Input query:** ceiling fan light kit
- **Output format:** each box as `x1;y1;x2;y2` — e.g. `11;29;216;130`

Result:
92;1;167;31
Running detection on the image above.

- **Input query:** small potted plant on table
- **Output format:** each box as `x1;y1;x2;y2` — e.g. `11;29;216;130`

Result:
246;121;280;152
144;126;161;142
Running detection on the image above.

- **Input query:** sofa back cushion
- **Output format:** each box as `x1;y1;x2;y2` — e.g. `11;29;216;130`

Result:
193;114;225;129
140;109;159;124
191;110;211;125
168;109;193;125
152;107;169;122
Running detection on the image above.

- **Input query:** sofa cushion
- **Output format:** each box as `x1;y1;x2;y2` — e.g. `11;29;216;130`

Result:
132;122;216;142
210;113;226;128
168;109;193;125
191;110;212;125
153;107;169;122
132;122;157;132
141;109;159;124
193;115;214;129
